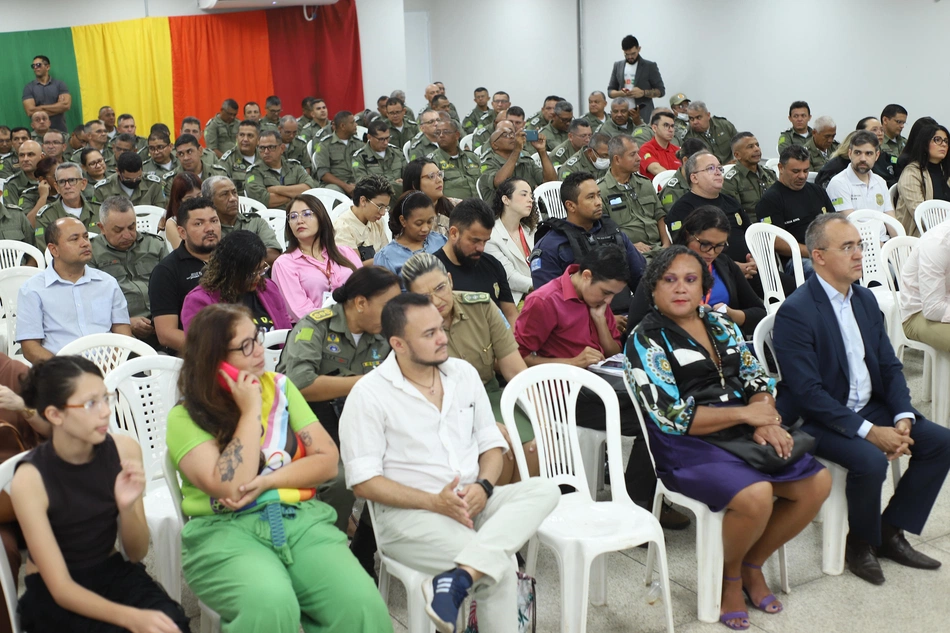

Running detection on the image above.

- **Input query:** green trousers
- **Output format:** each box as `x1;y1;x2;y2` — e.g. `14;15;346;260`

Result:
181;500;392;633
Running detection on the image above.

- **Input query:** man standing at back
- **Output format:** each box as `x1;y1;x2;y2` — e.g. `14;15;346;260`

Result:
205;99;240;158
22;55;71;133
607;35;665;123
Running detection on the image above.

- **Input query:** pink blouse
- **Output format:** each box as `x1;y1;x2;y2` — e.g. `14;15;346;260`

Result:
271;246;362;321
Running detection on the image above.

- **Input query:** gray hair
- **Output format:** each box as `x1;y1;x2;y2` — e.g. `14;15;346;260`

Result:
201;175;232;199
54;161;83;179
684;149;715;178
589;91;606;101
400;252;448;290
813;115;836;132
278;115;297;129
99;195;134;224
804;212;849;253
441;118;460;133
589;131;611;150
390;89;407;102
607;134;636;159
554;100;573;116
259;129;281;144
686;100;708;114
610;97;629;109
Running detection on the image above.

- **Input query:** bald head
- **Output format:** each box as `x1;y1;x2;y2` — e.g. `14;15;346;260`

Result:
424;84;440;104
17;140;42;174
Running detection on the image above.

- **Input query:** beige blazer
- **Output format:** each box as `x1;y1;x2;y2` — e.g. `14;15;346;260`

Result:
485;219;535;303
895;161;950;237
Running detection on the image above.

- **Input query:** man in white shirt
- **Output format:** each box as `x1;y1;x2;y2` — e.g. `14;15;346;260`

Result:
826;130;895;239
340;293;559;633
900;218;950;352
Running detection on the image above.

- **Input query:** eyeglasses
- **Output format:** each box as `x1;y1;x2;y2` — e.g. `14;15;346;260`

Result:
818;242;866;254
250;264;270;279
31;62;45;69
422;170;444;181
932;136;949;146
367;199;390;213
372;135;391;143
56;177;83;187
419;280;451;298
288;210;314;222
64;392;117;412
421;119;439;126
148;144;169;152
692;237;729;253
85;159;105;168
698;165;725;175
432;129;457;137
228;327;266;357
492;99;510;105
258;144;280;152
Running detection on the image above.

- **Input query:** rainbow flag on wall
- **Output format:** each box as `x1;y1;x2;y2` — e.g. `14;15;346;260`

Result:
0;3;363;138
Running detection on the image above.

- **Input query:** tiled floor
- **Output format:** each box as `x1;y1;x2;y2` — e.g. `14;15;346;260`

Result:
175;350;950;632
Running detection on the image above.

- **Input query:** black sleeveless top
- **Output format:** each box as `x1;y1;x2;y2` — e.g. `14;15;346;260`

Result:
19;435;122;570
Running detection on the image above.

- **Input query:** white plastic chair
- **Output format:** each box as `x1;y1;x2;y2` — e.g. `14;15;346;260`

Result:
459;133;474;152
301;187;352;213
475;177;485;201
534;181;566;220
403;140;411;161
256;210;287;250
355;125;368;141
888;183;898;209
0;178;6;195
913;199;950;235
653;169;676;193
57;333;157;376
0;451;28;633
263;329;290;372
745;223;805;314
368;501;432;633
163;454;221;633
721;164;735;177
626;371;788;623
133;205;165;235
307;139;317;172
882;236;949;424
105;356;183;599
238;196;267;215
0;240;44;270
847;210;905;340
765;158;780;179
0;266;42;359
501;365;675;633
806;171;818;183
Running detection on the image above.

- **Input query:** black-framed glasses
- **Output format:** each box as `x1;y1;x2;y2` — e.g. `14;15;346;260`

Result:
56;177;83;188
31;62;45;69
692;237;728;253
148;144;169;152
228;327;266;357
258;144;280;152
371;135;391;143
932;136;949;146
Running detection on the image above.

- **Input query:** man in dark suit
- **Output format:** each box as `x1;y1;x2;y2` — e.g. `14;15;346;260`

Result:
607;35;665;124
773;213;950;585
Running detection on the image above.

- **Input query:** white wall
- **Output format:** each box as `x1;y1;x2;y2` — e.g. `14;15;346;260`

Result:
355;0;407;111
580;0;950;155
404;0;579;120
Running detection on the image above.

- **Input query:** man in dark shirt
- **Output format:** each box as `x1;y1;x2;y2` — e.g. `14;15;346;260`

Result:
667;150;755;275
148;197;220;353
21;55;71;133
434;199;519;325
755;144;833;278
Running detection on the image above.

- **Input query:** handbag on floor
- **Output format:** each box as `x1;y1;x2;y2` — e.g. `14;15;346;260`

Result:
463;571;537;633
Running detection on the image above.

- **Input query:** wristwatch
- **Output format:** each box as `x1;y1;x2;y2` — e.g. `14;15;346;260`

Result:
476;478;494;498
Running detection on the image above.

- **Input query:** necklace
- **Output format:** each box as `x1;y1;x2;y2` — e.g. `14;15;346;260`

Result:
707;325;726;389
405;367;439;395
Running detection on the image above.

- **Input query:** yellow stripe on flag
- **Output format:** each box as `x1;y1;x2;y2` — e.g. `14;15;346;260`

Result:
72;18;174;136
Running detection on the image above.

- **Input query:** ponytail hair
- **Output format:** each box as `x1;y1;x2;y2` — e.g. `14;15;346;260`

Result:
331;265;401;304
21;356;103;421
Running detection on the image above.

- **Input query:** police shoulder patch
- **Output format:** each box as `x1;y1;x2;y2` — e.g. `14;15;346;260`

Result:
723;169;736;180
145;173;161;183
94;179;109;189
287;158;301;165
459;292;490;304
36;203;53;217
564;155;579;166
220;149;234;160
307;308;334;322
667;177;678;187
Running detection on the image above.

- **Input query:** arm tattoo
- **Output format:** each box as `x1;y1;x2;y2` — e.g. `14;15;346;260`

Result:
217;438;244;482
299;430;313;448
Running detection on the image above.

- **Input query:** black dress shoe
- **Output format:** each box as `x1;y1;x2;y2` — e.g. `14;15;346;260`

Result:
878;530;942;570
846;540;885;585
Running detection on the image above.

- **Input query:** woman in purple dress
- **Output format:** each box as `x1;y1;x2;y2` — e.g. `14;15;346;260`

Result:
625;246;831;631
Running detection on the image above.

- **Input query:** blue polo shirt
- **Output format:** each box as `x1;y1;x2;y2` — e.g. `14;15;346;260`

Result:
529;219;646;290
17;264;130;354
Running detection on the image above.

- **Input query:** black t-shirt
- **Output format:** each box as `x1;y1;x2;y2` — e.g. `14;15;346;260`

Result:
927;163;950;202
434;248;514;306
147;243;207;318
667;191;751;261
241;292;275;331
755;181;834;245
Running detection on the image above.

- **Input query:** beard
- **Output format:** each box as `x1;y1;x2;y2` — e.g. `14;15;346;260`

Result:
452;242;480;267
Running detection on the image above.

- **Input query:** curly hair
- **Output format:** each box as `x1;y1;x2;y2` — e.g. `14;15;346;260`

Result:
642;245;713;303
199;230;267;303
491;177;539;230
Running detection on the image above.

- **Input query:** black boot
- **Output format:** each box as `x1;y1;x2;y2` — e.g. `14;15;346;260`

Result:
349;507;379;584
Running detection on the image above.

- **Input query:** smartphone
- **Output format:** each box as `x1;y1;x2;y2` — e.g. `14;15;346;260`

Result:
524;129;539;142
217;361;258;392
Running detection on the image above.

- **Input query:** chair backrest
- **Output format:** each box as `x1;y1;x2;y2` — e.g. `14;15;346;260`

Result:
403;140;411;161
888;183;899;208
301;187;353;213
133;204;165;235
500;364;630;504
745;223;804;313
307;139;317;171
460;133;474;152
0;267;42;357
355;125;368;141
163;452;188;527
847;210;905;290
238;196;267;215
263;329;290;372
752;312;781;381
0;451;28;633
0;240;44;270
881;234;919;301
914;199;950;235
104;356;183;486
653;169;676;193
475;177;484;201
764;157;780;178
57;333;157;376
534;181;566;220
257;209;287;249
623;381;662;477
806;171;818;183
0;178;6;194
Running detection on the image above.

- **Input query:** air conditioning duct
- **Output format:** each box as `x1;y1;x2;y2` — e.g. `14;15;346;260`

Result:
198;0;338;10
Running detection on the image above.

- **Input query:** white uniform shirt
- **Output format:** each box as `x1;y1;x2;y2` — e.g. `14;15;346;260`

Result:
340;354;508;493
827;165;893;240
900;218;950;323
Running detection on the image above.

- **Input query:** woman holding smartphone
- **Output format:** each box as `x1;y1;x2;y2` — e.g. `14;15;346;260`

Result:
166;303;390;632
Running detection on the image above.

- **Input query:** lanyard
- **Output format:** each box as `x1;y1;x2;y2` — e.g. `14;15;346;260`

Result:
704;262;714;305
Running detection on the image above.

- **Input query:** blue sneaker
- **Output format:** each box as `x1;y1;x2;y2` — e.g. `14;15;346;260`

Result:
422;568;473;633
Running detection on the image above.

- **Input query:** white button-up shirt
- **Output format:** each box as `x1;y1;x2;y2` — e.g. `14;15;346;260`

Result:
900;219;950;324
817;275;913;436
340;354;508;494
827;165;893;240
